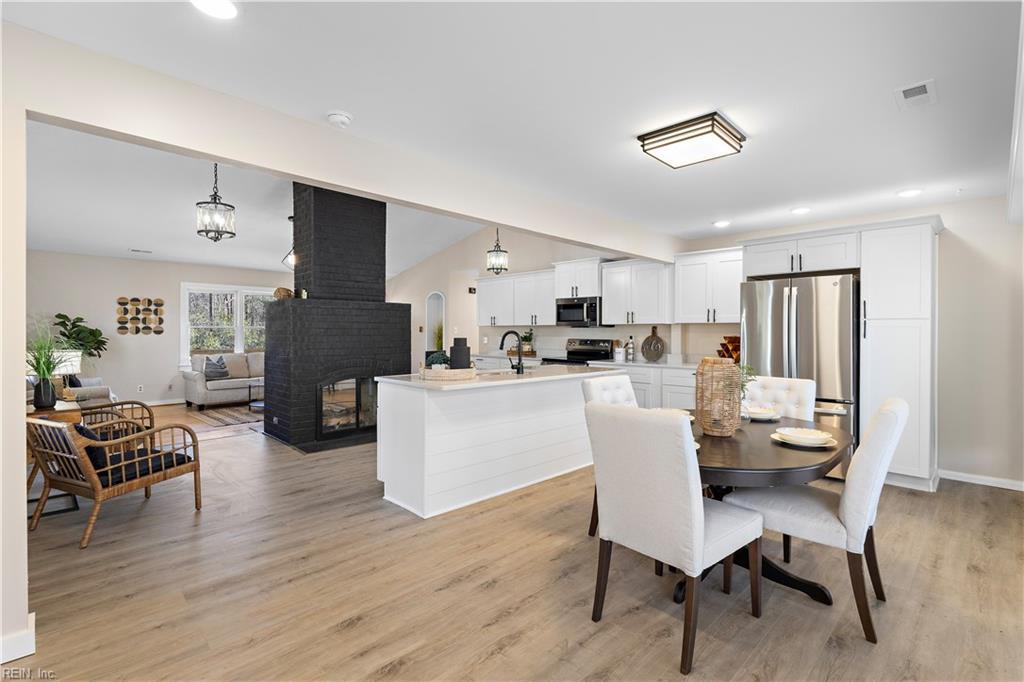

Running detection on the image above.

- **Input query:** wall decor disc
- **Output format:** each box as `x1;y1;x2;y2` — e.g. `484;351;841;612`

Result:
141;326;153;335
153;326;164;335
116;306;128;316
142;298;153;307
153;298;165;307
130;326;141;335
117;315;129;324
117;297;130;306
141;307;153;316
153;307;164;316
129;297;141;306
132;307;142;315
155;316;165;325
117;326;129;335
129;316;141;324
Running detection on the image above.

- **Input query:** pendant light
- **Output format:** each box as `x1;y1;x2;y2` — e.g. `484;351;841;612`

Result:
485;227;509;274
196;162;236;242
282;216;296;270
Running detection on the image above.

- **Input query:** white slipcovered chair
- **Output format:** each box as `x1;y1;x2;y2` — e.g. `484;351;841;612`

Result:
724;398;909;643
585;402;764;675
581;375;638;537
743;375;816;420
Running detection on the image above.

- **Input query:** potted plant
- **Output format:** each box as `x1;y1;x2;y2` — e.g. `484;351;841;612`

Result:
53;314;108;359
521;328;534;353
26;333;75;409
433;322;444;352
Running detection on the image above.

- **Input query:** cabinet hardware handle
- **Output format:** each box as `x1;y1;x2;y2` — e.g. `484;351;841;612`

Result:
790;254;794;271
713;308;716;323
706;308;710;322
862;301;867;339
799;254;803;271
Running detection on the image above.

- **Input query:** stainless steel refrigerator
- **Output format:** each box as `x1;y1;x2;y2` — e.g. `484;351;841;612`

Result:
740;274;859;452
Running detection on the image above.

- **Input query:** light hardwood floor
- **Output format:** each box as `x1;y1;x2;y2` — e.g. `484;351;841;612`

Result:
16;405;1024;681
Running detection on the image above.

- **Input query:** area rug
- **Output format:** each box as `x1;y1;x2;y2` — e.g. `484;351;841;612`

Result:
192;406;263;427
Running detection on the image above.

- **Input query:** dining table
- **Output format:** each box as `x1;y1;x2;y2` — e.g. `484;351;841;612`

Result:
672;415;854;606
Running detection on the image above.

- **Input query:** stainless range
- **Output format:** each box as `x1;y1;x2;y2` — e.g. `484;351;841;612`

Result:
541;338;613;365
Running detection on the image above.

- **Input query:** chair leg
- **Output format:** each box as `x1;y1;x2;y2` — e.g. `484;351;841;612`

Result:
193;467;203;511
748;539;762;618
655;560;664;577
144;485;151;499
722;555;733;594
80;501;103;549
847;551;877;643
592;539;613;622
783;534;791;563
29;482;51;531
680;574;700;675
27;462;40;492
587;487;598;537
863;526;886;602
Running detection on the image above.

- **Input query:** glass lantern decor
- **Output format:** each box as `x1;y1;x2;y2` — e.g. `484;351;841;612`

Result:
196;163;236;242
695;356;741;437
485;228;509;274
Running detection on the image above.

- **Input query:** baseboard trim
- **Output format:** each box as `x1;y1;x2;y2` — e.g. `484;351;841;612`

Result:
939;469;1024;492
885;471;939;492
146;399;186;406
1;612;35;663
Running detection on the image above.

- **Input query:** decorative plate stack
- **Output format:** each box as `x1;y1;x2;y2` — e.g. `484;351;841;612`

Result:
770;427;837;449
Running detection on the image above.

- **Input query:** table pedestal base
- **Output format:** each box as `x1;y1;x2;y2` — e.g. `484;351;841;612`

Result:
672;547;833;605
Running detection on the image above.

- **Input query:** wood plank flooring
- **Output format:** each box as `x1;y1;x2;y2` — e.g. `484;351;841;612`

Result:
14;406;1024;680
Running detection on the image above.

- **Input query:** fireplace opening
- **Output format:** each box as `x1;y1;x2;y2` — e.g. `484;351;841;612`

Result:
316;377;377;441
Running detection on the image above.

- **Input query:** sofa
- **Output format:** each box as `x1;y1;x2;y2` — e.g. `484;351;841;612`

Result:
25;376;117;408
182;352;264;410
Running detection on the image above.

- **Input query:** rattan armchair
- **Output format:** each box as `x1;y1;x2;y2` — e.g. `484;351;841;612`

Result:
81;400;155;430
26;416;201;548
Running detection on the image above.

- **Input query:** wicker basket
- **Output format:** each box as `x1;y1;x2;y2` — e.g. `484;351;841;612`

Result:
695;356;741;437
418;364;478;382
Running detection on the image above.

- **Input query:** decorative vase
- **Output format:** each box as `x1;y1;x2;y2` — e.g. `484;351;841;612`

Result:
33;379;57;409
449;337;471;369
695;357;741;437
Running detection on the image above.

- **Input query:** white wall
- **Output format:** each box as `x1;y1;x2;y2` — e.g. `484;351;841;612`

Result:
26;251;290;403
0;23;685;660
683;195;1024;487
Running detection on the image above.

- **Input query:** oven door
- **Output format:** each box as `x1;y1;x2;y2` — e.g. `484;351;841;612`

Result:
556;298;596;327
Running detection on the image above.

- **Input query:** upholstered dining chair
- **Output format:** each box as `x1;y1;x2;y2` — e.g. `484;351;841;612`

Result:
584;402;764;674
742;375;816;562
723;398;908;643
581;375;639;536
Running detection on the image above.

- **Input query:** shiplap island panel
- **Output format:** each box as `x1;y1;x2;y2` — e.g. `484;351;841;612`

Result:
375;365;624;517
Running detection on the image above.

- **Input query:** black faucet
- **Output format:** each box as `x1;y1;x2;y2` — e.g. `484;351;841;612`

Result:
499;330;525;374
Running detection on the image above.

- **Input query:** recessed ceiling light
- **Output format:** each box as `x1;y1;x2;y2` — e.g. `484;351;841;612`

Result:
638;112;745;169
326;111;354;128
713;220;731;228
897;188;923;198
791;207;811;215
190;0;237;19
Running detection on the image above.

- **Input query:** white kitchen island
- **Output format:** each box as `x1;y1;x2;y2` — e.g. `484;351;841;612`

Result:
375;365;624;518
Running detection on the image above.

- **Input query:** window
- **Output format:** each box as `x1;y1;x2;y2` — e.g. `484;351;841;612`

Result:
180;283;276;365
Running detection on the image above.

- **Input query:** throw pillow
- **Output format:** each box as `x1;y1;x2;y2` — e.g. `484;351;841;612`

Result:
66;374;82;388
204;356;230;380
74;423;108;471
221;354;250;378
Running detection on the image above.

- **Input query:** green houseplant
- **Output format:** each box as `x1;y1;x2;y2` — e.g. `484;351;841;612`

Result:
433;323;444;352
27;332;74;408
53;314;108;359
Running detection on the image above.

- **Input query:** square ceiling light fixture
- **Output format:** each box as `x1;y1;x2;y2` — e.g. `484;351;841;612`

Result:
638;112;746;169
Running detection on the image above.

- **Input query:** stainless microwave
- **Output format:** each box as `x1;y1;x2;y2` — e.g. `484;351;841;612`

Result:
556;297;602;327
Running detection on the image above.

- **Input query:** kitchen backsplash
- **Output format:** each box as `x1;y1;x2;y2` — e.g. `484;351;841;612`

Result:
476;322;740;361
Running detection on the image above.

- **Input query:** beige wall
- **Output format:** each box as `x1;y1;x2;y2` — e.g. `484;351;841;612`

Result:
684;195;1024;486
26;251;291;404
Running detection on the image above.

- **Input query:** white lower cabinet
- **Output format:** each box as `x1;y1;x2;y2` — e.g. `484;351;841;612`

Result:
588;363;698;409
661;385;696;410
633;383;655;409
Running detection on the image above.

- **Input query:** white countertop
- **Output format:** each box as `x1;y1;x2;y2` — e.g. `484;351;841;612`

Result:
375;365;623;391
588;360;698;370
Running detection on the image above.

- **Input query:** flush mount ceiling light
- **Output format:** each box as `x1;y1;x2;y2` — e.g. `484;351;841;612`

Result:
196;163;236;242
283;216;296;270
897;188;923;198
713;220;731;228
190;0;237;19
485;228;509;275
638;112;745;169
791;207;811;215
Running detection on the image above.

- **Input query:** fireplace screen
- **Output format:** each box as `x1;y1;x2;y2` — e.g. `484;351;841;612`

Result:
318;377;377;439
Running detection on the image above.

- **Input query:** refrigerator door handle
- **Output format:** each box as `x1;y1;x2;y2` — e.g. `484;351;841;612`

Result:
782;286;791;377
814;406;849;416
789;288;798;378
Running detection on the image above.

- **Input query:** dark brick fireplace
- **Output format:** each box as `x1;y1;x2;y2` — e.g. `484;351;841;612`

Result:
263;183;410;449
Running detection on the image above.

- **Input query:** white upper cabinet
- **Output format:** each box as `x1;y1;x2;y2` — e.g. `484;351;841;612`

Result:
476;278;514;327
512;276;537;326
743;240;798;278
796;233;859;272
554;258;602;298
743;233;858;277
601;260;672;324
861;225;932;319
674;248;742;323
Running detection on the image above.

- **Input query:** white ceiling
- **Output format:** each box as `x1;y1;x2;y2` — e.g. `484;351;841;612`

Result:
26;121;484;277
6;2;1021;239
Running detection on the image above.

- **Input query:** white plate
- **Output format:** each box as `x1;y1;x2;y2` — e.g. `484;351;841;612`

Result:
775;427;832;445
771;432;837;449
748;412;779;422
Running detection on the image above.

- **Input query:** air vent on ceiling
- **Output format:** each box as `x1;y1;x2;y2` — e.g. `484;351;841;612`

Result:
129;248;153;254
894;78;938;110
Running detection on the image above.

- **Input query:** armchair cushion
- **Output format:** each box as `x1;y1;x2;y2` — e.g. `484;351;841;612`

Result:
97;449;193;487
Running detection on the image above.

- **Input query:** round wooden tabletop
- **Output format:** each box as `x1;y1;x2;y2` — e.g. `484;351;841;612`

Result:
695;416;852;487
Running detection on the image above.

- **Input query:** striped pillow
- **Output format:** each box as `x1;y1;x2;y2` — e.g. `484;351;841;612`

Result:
203;356;230;380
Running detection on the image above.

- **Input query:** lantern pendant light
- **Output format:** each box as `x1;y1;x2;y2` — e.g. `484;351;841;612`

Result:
282;216;296;270
196;162;236;242
485;227;509;274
